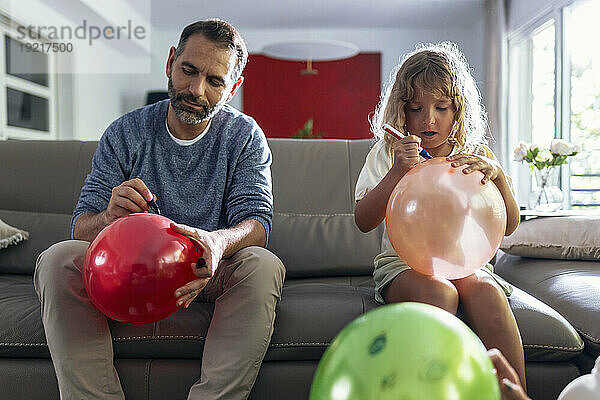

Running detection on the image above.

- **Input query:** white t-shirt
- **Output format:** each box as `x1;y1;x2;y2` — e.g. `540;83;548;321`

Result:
354;139;509;303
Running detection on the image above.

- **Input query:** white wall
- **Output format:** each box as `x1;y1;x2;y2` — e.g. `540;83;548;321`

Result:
507;0;576;34
0;0;149;140
2;0;488;141
120;22;486;134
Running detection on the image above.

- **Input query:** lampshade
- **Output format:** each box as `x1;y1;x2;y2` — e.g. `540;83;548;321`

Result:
261;39;359;61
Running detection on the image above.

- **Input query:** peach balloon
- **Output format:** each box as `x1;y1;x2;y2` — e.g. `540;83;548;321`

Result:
385;158;507;279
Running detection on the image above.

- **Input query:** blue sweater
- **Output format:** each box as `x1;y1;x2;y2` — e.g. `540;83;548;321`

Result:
72;100;273;242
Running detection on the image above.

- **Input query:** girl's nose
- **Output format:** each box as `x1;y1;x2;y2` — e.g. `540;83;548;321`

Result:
425;110;436;125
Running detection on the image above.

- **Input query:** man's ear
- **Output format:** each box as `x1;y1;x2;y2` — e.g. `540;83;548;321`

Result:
225;76;244;103
166;46;176;78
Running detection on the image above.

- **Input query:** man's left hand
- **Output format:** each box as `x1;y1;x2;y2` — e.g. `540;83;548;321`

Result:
174;278;210;308
170;222;225;307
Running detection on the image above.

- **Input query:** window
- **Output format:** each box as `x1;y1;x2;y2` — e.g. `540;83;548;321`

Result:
566;1;600;208
0;23;56;139
507;0;600;209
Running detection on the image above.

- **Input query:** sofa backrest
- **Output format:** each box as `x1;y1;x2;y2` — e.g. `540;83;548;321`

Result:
267;139;382;278
0;140;98;274
0;139;382;277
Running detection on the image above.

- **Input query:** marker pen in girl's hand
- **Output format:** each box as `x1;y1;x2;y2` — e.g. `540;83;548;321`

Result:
382;124;433;159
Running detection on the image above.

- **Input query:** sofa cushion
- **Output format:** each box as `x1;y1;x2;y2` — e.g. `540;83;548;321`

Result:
268;139;371;215
0;274;379;361
266;139;384;278
281;276;584;362
500;216;600;260
0;140;96;215
495;252;600;358
267;213;381;278
0;274;213;359
0;274;582;364
507;284;583;361
266;283;379;361
0;210;71;275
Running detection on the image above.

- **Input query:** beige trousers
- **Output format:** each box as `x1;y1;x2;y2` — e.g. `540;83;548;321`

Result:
34;240;285;400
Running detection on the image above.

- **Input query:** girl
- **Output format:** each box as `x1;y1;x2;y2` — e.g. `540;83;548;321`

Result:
354;42;525;388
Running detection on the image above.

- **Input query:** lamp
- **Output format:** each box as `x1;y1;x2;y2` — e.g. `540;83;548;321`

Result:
261;39;359;75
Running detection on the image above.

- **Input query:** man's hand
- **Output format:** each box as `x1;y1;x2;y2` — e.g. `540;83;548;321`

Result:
173;278;210;308
169;219;265;308
488;348;530;400
171;223;226;307
74;178;157;241
170;223;225;276
107;178;156;221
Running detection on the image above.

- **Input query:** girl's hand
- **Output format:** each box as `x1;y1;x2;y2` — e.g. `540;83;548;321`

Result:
447;153;502;184
391;135;422;174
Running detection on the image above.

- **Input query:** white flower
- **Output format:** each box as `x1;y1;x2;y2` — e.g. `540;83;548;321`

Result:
513;142;529;161
550;139;577;155
514;140;580;170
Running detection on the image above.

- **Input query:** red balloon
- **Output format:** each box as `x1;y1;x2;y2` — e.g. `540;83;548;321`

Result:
83;213;200;324
386;158;507;279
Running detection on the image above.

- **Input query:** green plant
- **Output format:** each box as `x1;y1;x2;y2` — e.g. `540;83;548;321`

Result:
291;118;325;139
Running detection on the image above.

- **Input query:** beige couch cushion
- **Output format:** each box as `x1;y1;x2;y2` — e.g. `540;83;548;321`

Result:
500;216;600;260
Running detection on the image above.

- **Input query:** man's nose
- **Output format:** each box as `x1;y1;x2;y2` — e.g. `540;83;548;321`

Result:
188;77;206;98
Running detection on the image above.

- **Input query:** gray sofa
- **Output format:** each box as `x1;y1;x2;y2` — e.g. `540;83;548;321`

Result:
0;138;587;399
495;238;600;375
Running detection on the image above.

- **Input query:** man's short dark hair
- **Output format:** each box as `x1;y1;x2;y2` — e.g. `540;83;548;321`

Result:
174;19;248;81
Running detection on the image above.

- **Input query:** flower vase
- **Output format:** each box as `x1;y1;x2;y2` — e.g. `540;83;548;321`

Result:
528;166;563;211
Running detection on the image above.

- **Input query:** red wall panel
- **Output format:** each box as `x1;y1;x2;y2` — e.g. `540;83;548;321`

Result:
243;53;381;139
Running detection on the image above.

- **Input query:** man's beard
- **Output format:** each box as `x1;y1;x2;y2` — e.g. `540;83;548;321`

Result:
167;75;221;125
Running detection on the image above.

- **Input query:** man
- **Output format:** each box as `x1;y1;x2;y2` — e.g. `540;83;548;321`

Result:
34;19;285;400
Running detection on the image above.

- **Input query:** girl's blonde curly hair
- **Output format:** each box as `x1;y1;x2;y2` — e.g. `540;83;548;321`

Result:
370;42;490;154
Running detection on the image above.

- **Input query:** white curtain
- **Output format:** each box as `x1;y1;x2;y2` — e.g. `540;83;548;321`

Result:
484;0;508;163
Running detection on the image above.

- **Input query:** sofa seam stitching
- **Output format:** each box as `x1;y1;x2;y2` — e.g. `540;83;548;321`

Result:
113;336;205;340
576;329;600;342
3;334;592;348
522;344;584;351
275;212;354;217
270;342;329;347
0;341;586;351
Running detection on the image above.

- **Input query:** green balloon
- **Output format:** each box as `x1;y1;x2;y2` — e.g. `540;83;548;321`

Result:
310;303;500;400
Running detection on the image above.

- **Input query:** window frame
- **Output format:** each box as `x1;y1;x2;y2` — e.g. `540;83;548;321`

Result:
505;1;583;209
0;23;57;140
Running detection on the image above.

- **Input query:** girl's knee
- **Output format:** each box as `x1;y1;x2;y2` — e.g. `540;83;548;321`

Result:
386;273;459;314
429;278;460;313
466;277;506;306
